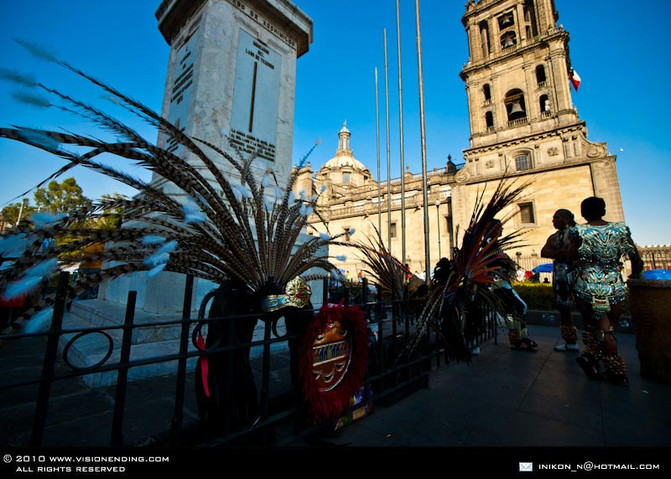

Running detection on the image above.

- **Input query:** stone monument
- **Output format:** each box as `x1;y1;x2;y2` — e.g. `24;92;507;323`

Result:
67;1;316;385
99;0;315;314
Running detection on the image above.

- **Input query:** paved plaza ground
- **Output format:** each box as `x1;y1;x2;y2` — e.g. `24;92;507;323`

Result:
1;318;669;475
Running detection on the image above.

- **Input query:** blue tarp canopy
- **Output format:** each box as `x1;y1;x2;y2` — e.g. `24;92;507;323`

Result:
532;263;553;273
642;269;671;280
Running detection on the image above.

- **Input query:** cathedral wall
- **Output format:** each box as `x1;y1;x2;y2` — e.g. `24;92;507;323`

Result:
452;164;597;257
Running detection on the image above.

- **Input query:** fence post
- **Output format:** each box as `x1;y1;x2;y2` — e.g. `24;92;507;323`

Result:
375;284;385;393
402;284;409;335
171;274;194;446
322;277;328;305
110;290;137;446
260;317;272;443
391;273;398;337
30;271;69;447
222;312;235;435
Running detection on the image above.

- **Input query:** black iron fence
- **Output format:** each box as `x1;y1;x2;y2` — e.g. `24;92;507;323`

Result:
0;273;499;448
515;247;671;279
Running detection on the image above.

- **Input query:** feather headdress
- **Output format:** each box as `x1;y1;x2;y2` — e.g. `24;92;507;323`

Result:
336;223;425;302
404;179;530;360
0;41;342;330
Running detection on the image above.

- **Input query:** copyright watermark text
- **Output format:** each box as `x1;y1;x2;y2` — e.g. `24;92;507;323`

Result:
3;453;171;474
519;461;661;472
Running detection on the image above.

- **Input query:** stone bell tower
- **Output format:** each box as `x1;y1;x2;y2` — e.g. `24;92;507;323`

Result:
454;0;625;255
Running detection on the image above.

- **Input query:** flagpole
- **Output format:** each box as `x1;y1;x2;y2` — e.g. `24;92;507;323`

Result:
15;199;24;227
414;0;430;282
395;0;406;267
375;67;381;235
384;28;392;253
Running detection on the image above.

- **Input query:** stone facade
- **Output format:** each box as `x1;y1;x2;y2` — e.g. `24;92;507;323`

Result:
296;0;625;277
295;124;459;277
639;245;671;271
457;0;624;254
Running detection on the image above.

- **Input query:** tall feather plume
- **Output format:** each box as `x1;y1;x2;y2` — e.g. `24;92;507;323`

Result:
335;222;417;302
402;178;531;360
0;42;338;331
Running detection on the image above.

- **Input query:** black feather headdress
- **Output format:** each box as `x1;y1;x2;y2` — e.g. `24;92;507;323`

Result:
0;42;342;330
404;179;530;360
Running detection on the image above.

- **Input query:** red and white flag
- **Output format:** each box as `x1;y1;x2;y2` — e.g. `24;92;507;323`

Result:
570;69;581;91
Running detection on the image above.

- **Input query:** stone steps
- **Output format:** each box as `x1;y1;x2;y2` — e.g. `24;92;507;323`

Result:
66;299;184;344
58;299;291;388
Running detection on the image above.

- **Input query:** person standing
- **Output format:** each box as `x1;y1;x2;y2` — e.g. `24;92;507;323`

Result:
486;220;537;352
567;197;643;386
541;209;579;352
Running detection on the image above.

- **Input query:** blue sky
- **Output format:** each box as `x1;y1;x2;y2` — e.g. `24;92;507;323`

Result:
1;0;669;246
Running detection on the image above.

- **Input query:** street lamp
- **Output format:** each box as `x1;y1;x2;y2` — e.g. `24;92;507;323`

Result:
435;198;441;260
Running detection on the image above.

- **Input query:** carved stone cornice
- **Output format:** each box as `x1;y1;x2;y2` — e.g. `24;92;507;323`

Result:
455;152;616;186
464;121;586;156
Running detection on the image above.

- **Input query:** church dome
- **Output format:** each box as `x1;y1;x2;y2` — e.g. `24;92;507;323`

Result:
322;122;369;172
323;154;367;170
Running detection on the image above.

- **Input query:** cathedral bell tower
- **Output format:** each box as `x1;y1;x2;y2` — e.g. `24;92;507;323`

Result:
460;0;580;148
454;0;625;255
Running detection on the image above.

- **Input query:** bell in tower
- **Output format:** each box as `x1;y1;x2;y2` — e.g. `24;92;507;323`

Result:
499;12;514;28
501;32;517;49
509;101;524;116
505;89;527;121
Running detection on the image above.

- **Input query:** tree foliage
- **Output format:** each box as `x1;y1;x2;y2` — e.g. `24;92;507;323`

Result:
97;193;124;230
34;177;91;214
1;198;36;227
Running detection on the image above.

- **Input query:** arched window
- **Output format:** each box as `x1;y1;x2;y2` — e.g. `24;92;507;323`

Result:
539;94;550;116
515;155;530;171
483;83;491;102
535;65;546;86
498;12;515;30
485;111;494;130
514;151;533;171
505;89;527;122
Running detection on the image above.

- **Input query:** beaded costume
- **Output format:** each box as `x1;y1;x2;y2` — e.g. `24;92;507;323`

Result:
568;222;636;311
550;228;574;311
569;221;637;385
549;228;578;349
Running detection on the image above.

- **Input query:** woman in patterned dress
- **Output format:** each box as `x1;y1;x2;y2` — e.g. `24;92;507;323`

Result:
541;209;579;351
567;197;643;386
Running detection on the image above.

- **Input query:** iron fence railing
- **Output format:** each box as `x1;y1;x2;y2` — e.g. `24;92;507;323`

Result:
0;273;499;447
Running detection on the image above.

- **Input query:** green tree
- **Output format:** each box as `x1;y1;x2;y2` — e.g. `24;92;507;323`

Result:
96;193;125;230
34;177;91;213
50;191;124;263
1;198;36;227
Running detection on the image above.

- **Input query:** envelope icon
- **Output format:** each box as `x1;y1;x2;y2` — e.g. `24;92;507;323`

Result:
519;462;533;472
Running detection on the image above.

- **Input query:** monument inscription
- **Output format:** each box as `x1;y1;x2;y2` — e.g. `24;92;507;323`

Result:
231;29;280;162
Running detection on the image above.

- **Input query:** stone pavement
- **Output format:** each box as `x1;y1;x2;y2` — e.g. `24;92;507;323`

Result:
1;319;670;472
318;324;671;448
281;324;671;475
